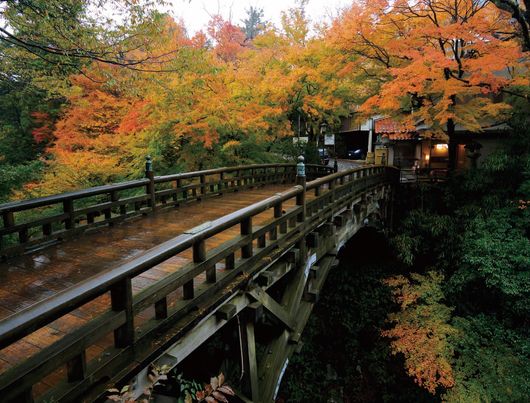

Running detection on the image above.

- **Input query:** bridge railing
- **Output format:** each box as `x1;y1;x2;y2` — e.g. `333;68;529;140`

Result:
0;165;397;402
0;163;333;258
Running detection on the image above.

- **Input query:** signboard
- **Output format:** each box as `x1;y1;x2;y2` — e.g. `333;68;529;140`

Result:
324;134;335;145
293;136;309;144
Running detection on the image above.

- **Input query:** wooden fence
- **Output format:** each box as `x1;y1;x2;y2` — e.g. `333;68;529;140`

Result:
0;164;398;402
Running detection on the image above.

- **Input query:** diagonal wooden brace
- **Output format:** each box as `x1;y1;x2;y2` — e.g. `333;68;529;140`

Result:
249;288;295;331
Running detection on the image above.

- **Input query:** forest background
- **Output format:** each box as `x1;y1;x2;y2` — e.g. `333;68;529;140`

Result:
1;0;529;401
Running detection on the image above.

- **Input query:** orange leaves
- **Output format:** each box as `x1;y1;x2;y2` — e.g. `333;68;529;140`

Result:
332;0;526;136
207;15;246;62
383;271;457;394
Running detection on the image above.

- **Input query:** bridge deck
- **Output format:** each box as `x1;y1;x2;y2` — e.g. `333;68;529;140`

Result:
0;184;298;392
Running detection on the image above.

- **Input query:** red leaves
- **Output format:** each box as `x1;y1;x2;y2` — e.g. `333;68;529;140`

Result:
30;111;54;144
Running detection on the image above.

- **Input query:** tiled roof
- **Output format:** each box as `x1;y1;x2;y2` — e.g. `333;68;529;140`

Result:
375;117;415;134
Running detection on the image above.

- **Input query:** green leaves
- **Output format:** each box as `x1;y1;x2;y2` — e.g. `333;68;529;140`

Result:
445;315;530;402
455;207;530;297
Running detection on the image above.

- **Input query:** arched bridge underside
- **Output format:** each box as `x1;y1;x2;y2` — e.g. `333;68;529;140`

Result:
0;164;398;402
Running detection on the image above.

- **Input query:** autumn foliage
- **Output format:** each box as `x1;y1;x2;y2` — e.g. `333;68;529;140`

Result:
382;272;456;394
15;0;526;196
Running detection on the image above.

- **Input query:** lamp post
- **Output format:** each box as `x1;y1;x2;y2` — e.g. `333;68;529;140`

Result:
366;118;375;164
319;122;328;149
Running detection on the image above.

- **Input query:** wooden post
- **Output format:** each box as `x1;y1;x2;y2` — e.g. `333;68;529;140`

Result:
111;278;134;348
225;252;235;270
241;317;259;401
236;170;241;190
145;156;156;211
296;156;306;223
67;351;87;382
219;172;225;194
19;228;28;244
194;239;214;283
43;222;52;236
177;178;185;201
241;217;253;258
63;199;75;230
270;202;282;241
108;191;119;225
200;174;206;197
155;297;168;319
2;211;14;228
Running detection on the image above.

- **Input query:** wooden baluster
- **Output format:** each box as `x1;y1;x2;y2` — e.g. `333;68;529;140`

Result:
63;199;75;230
219;172;225;194
111;278;134;348
183;279;194;300
257;234;266;249
241;217;253;258
43;222;52;237
171;180;178;205
236;170;242;189
296;189;305;223
270;203;282;241
278;202;287;234
200;174;206;197
120;195;127;215
177;178;185;201
155;297;168;319
19;227;28;244
145;156;156;211
107;191;118;225
67;351;87;382
329;177;336;207
3;211;14;228
194;239;214;283
225;252;235;270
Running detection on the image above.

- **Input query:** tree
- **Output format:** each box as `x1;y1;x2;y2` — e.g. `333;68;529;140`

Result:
330;0;527;140
240;6;266;41
490;0;530;51
0;0;173;76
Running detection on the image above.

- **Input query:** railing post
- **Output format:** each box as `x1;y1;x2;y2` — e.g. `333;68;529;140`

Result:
219;172;225;194
111;278;134;348
145;155;155;211
241;217;253;258
296;156;306;223
67;351;87;382
333;159;338;173
2;211;14;228
270;202;282;240
63;199;75;230
200;174;206;197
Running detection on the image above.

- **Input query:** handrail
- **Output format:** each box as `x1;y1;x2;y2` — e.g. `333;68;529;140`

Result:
0;185;304;348
0;179;150;213
0;164;394;401
0;163;333;258
0;166;386;348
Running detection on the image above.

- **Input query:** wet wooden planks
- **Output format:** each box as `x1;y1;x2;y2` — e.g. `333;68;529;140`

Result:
0;184;297;380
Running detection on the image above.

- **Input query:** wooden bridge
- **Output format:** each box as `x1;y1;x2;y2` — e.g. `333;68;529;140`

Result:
0;161;398;402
